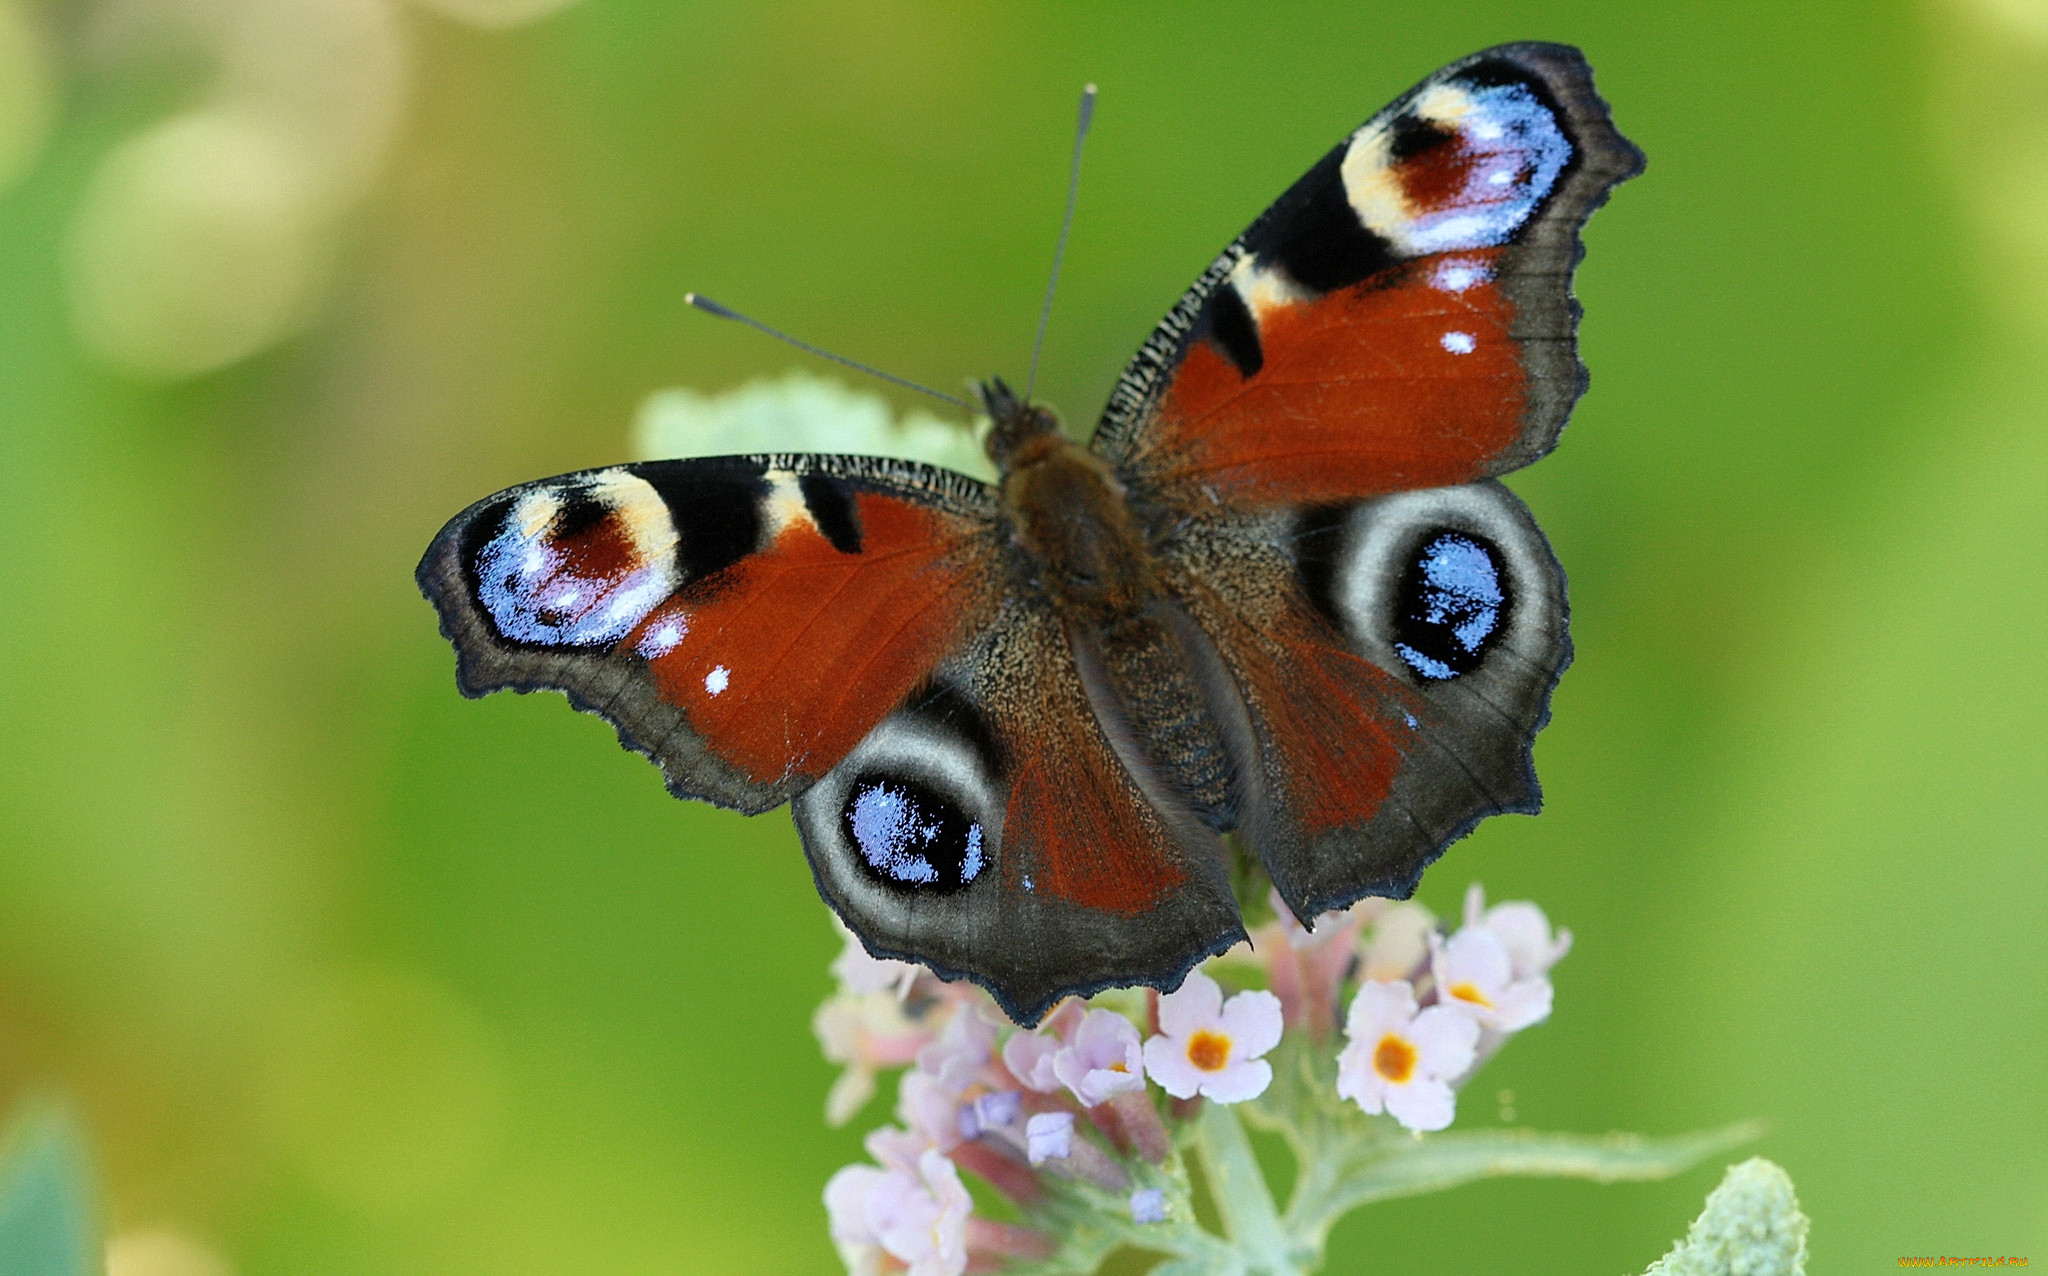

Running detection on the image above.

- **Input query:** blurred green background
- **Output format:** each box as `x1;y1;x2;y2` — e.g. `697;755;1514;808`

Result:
2;0;2043;1272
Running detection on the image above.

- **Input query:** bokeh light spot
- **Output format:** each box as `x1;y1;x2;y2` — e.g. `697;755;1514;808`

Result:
64;110;325;379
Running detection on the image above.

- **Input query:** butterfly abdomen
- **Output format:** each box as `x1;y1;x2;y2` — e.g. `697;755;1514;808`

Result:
1087;606;1237;829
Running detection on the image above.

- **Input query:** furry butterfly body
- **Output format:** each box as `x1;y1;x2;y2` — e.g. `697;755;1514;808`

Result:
418;43;1643;1025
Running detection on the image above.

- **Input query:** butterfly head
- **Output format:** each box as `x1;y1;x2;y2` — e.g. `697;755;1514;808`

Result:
978;376;1064;476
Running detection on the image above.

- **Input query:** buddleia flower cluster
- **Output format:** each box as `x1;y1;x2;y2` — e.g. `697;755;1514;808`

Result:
812;883;1759;1276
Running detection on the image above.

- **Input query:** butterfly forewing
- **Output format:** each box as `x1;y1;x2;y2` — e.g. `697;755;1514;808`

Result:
417;453;1004;812
1093;42;1644;502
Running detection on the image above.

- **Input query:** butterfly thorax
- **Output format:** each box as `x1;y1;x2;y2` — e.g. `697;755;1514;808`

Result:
985;383;1156;621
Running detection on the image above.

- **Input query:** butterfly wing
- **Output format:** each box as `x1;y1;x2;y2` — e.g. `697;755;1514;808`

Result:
420;454;1242;1022
1094;42;1642;501
1091;43;1638;920
417;453;1004;813
1161;484;1568;919
791;596;1243;1025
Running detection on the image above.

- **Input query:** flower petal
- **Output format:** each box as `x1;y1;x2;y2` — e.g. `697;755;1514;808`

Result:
1334;1039;1385;1112
1198;1057;1273;1104
1001;1030;1062;1093
1487;902;1571;978
1219;989;1285;1059
825;1164;888;1243
1385;1076;1457;1131
1157;970;1224;1038
1408;1005;1480;1077
1492;977;1554;1032
1343;979;1418;1042
1360;904;1436;982
1438;926;1513;992
1142;1033;1204;1099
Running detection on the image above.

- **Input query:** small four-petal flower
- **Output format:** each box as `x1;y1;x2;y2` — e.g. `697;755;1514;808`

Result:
1051;1008;1147;1106
1141;971;1283;1103
1336;980;1478;1132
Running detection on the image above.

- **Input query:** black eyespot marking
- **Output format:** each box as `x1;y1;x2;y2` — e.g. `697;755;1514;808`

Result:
841;773;985;891
800;472;863;554
1205;284;1264;378
1248;151;1399;294
1292;504;1352;629
906;682;1005;779
640;461;767;583
1393;531;1510;680
1387;111;1457;164
1450;59;1536;93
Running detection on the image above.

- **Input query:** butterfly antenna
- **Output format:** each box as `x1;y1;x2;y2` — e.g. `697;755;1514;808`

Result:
1024;83;1097;404
684;293;972;411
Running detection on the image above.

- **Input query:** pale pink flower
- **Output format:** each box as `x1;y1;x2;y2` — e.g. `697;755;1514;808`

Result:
1002;1029;1062;1093
813;993;935;1127
1024;1112;1072;1164
830;919;923;996
1429;927;1552;1033
824;1147;972;1276
1130;1188;1168;1224
1463;882;1572;980
1052;1008;1146;1107
1000;999;1082;1094
896;1071;963;1152
916;1004;998;1095
1358;901;1437;983
1254;890;1367;1035
1336;980;1478;1132
1141;971;1282;1103
864;1124;929;1174
955;1090;1022;1141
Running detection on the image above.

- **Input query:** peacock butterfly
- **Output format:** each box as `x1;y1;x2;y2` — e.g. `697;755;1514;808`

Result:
417;43;1643;1025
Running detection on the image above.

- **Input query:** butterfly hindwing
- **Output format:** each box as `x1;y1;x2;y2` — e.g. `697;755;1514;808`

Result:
1162;481;1569;921
792;597;1245;1025
1093;42;1643;505
417;454;1003;813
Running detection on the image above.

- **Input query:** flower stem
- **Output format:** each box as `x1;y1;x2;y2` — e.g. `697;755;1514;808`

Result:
1196;1100;1298;1275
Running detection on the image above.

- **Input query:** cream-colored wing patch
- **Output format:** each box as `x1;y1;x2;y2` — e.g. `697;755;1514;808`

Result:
1227;255;1314;319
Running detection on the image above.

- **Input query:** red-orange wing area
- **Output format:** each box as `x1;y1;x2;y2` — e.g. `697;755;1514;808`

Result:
1146;249;1523;504
1181;571;1424;841
626;493;994;788
1001;695;1190;917
964;603;1195;918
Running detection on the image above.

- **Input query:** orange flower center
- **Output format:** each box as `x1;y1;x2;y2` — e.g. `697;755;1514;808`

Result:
1187;1029;1232;1072
1373;1033;1417;1083
1449;981;1493;1009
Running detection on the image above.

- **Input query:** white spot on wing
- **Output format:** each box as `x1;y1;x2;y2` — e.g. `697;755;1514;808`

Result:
1441;331;1476;355
705;665;729;696
636;614;688;659
1431;258;1492;293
